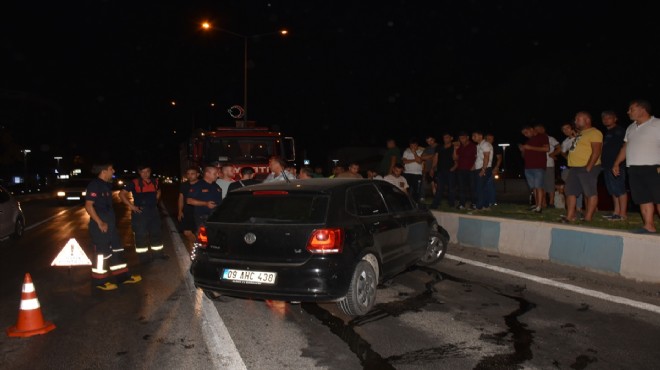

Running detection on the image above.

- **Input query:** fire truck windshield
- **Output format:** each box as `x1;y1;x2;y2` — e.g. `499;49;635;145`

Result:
204;137;278;163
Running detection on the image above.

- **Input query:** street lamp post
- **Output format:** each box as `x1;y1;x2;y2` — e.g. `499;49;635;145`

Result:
201;21;287;123
54;156;62;171
22;149;31;184
498;143;510;193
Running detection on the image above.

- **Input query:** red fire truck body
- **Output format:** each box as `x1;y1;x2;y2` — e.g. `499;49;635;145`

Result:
180;124;296;180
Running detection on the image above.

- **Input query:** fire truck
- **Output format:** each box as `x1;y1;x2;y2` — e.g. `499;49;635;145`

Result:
179;122;296;180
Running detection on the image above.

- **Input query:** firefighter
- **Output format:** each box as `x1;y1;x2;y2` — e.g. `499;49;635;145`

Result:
119;164;168;264
85;163;142;290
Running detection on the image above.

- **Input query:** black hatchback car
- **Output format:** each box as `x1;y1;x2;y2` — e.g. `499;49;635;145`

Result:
190;178;449;316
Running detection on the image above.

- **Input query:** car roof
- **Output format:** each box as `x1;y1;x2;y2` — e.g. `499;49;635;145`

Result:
231;178;377;194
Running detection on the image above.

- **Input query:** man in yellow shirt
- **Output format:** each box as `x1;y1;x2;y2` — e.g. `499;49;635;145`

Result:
564;111;603;222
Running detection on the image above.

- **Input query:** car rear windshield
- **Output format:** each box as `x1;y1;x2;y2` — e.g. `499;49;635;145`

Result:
208;192;329;224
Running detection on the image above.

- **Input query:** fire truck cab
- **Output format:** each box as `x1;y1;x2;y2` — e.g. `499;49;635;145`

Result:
180;122;296;180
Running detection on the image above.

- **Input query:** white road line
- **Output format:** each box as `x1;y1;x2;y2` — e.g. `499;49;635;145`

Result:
161;206;247;370
446;254;660;315
25;208;79;231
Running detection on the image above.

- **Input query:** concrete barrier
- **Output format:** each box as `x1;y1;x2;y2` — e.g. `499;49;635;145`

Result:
433;211;660;283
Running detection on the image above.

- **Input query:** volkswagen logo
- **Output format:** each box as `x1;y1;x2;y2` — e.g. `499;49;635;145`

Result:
244;232;257;245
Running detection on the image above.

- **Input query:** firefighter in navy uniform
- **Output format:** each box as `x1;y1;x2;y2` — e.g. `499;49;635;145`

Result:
85;163;142;290
119;164;168;263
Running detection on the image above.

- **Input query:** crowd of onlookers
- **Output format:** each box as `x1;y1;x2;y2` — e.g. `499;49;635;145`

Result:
361;99;659;234
179;99;659;234
515;99;660;234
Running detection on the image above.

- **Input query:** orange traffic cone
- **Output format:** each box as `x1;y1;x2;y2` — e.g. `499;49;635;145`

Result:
6;273;56;338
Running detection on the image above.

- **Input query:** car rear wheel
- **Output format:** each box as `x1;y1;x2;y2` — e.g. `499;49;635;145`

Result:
338;260;377;316
418;223;448;265
10;218;24;240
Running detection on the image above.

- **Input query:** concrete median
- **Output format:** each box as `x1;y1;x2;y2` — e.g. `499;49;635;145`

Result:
432;210;660;283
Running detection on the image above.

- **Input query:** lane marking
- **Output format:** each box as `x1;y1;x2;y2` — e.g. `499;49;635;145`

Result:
161;205;247;370
26;208;80;231
1;206;82;240
446;254;660;315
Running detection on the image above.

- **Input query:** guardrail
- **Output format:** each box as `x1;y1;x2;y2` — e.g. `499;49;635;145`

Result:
432;211;660;284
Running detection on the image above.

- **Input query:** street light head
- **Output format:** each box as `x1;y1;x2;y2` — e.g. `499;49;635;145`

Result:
280;29;288;36
201;21;211;30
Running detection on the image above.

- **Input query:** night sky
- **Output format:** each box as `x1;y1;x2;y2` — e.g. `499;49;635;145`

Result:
2;1;660;176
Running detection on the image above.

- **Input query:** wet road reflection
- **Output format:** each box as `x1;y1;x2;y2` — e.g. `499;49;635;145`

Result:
300;265;539;369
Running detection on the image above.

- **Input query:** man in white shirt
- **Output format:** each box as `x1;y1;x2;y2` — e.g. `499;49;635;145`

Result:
559;122;583;212
612;99;660;234
215;164;236;199
402;138;424;203
263;155;295;183
471;130;493;210
384;164;409;193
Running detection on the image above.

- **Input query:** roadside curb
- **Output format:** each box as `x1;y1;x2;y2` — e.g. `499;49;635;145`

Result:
432;211;660;283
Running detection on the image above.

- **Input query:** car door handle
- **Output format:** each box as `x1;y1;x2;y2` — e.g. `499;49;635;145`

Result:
369;221;380;233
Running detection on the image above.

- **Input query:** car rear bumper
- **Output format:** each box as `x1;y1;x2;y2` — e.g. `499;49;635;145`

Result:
190;253;354;302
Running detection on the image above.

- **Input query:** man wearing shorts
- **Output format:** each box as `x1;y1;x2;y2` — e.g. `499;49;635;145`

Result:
565;111;603;222
613;99;660;233
520;125;549;213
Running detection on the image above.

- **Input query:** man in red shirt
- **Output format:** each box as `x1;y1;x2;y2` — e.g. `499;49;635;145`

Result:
455;131;477;210
519;125;550;213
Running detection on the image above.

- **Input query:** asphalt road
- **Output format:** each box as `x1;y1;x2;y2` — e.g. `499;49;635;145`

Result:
1;184;659;369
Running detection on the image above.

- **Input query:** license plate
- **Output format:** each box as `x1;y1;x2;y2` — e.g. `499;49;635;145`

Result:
67;196;81;200
222;268;277;285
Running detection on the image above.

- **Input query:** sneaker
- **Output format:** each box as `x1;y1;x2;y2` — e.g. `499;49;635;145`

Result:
470;204;477;210
529;205;537;210
602;213;616;219
96;282;118;291
458;205;466;210
122;275;143;284
532;207;542;213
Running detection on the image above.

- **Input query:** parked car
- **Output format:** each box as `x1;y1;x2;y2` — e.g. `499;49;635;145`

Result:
0;184;25;240
53;178;93;204
190;178;449;316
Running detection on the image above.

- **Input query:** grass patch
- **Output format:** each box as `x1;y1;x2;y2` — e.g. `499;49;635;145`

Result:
429;202;647;231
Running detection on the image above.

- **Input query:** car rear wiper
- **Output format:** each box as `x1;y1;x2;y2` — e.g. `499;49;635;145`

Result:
248;217;296;224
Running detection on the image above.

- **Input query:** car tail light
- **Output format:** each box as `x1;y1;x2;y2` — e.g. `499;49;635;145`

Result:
306;228;343;254
196;226;208;247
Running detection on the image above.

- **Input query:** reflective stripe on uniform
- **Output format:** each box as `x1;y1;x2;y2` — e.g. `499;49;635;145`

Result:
20;298;41;310
109;263;127;271
91;254;109;274
135;247;149;253
112;247;124;253
151;244;164;251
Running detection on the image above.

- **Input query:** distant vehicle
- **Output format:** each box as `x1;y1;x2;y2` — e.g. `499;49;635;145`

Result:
190;178;449;316
0;184;25;240
54;178;93;204
180;121;295;180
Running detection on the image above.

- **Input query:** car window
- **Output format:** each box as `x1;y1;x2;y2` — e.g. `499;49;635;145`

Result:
376;181;414;212
346;184;388;216
208;193;329;224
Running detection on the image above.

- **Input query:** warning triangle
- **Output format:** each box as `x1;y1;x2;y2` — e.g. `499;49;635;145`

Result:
51;238;92;266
